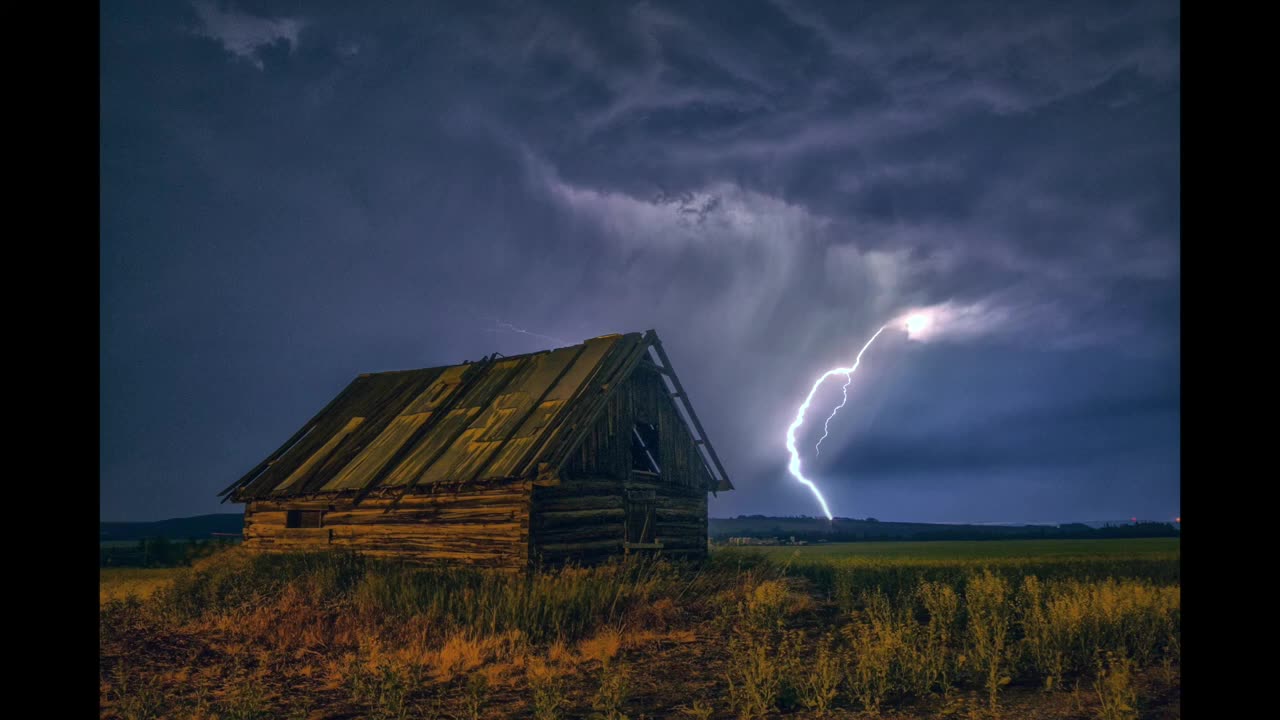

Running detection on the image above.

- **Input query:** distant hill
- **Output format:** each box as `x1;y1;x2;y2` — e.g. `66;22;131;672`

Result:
711;516;1031;540
708;516;1179;542
100;514;243;542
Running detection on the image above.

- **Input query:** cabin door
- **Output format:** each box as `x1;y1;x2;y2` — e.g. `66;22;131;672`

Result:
624;489;659;549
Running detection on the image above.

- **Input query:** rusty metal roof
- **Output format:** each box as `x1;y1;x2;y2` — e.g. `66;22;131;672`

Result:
222;330;733;502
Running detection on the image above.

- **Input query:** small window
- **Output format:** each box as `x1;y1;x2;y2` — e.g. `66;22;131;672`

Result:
286;510;324;528
631;422;661;474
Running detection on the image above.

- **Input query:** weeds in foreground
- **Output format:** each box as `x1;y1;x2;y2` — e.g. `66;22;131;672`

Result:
462;671;490;720
218;682;270;720
842;607;899;716
590;659;631;720
1093;652;1139;720
110;671;164;720
919;580;961;697
789;630;845;714
528;656;568;720
740;578;796;636
966;571;1013;714
1159;632;1180;686
344;649;417;720
675;698;716;719
1068;680;1088;715
726;633;782;719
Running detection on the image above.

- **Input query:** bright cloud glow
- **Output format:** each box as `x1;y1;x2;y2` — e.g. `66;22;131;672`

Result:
904;312;932;338
892;300;1012;343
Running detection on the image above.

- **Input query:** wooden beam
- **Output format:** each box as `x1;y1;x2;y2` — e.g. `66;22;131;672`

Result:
648;335;734;491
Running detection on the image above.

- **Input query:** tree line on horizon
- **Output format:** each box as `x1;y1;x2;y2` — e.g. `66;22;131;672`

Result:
710;518;1179;543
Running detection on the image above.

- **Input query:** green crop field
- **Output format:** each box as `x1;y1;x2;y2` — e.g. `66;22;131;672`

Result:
718;537;1179;560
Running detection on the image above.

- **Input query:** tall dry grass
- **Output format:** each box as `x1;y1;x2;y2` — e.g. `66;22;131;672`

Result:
154;549;690;645
101;545;1179;718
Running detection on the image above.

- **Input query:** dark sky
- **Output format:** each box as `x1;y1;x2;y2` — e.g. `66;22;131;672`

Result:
101;0;1179;524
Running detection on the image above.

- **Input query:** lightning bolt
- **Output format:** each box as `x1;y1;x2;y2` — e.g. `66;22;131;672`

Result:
785;325;889;520
814;372;853;456
486;321;568;346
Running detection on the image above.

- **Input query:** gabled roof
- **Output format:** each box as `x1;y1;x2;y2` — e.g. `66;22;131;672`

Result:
222;330;733;503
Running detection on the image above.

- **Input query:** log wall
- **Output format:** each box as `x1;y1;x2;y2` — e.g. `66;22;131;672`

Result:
529;474;709;563
531;476;625;565
242;479;531;569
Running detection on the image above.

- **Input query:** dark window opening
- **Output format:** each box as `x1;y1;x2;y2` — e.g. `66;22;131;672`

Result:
631;422;661;474
625;490;656;544
286;510;324;528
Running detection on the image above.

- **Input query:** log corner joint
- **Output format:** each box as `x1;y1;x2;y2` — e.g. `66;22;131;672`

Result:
532;462;562;487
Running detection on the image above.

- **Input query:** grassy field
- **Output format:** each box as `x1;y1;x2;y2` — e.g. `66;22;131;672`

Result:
99;539;1179;719
99;568;182;603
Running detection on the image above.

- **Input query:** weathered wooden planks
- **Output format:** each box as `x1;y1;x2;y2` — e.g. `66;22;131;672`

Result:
538;539;624;554
234;330;724;568
530;469;624;564
271;417;366;495
245;526;331;541
537;495;623;512
243;479;533;569
319;412;433;492
536;523;626;542
536;508;626;525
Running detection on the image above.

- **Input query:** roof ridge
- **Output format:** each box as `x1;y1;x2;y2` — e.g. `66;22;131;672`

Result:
357;332;645;377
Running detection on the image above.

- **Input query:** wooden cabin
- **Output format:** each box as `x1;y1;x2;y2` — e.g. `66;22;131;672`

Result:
220;330;733;568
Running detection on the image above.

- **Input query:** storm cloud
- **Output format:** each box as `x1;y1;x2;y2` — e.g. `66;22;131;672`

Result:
101;0;1179;523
